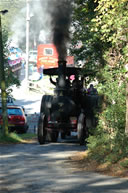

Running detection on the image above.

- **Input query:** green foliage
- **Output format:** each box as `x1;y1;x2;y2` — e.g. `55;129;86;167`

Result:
87;130;128;164
71;0;106;74
5;67;20;88
87;132;112;163
93;0;128;45
0;132;23;143
71;0;128;76
0;0;26;37
72;0;128;164
19;133;37;140
93;0;128;66
120;159;128;168
99;66;125;129
87;65;126;164
0;131;36;144
0;1;22;90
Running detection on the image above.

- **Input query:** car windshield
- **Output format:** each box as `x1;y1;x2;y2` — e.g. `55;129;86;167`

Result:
0;108;22;115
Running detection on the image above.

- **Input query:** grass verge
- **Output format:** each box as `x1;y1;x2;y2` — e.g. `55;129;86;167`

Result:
0;132;37;144
68;151;128;178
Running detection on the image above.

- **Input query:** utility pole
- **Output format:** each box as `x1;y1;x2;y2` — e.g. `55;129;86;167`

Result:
26;0;30;89
0;10;8;136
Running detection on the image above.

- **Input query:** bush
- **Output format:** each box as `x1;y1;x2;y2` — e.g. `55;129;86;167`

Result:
87;131;112;163
87;66;127;164
120;159;128;168
87;131;128;164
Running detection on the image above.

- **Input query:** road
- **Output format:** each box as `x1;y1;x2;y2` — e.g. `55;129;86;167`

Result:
0;141;128;193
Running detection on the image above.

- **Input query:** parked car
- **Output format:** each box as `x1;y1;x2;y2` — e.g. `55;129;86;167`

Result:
0;105;29;134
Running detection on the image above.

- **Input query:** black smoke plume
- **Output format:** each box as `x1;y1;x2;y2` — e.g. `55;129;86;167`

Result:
48;0;72;61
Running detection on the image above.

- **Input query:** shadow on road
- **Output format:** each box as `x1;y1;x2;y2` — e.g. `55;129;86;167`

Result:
0;142;128;193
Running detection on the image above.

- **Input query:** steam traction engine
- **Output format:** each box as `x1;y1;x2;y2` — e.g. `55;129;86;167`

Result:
37;61;97;145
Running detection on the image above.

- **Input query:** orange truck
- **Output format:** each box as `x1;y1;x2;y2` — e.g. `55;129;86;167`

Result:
37;44;74;70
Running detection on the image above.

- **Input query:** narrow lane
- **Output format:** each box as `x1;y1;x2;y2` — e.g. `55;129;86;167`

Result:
0;141;128;193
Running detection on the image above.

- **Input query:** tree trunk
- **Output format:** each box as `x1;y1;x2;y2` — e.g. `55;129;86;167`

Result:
125;81;128;135
0;14;8;136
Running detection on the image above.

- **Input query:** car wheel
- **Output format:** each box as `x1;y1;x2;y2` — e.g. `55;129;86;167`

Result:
37;114;47;144
77;113;87;145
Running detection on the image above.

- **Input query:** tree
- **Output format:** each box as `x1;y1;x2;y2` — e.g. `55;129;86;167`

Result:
71;0;128;163
71;0;106;76
71;0;128;133
92;0;128;134
0;1;23;136
0;11;9;136
0;0;26;33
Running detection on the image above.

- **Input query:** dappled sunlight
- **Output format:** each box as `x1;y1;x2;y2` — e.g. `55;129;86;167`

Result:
0;154;18;158
0;143;128;193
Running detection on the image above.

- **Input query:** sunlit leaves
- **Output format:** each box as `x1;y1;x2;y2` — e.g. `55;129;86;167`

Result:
71;0;105;74
93;0;128;47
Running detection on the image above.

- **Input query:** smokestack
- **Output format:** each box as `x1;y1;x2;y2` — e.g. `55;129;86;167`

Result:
58;60;67;88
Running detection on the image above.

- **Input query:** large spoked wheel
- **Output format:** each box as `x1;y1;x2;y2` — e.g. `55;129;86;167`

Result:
47;131;59;142
37;114;47;145
40;95;53;115
77;113;87;145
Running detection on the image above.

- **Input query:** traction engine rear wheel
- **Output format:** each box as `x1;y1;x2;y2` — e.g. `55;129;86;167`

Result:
47;131;59;142
37;114;47;144
61;132;66;139
40;95;53;115
77;113;86;145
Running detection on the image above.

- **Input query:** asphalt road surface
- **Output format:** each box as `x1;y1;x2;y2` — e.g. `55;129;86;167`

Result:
0;140;128;193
